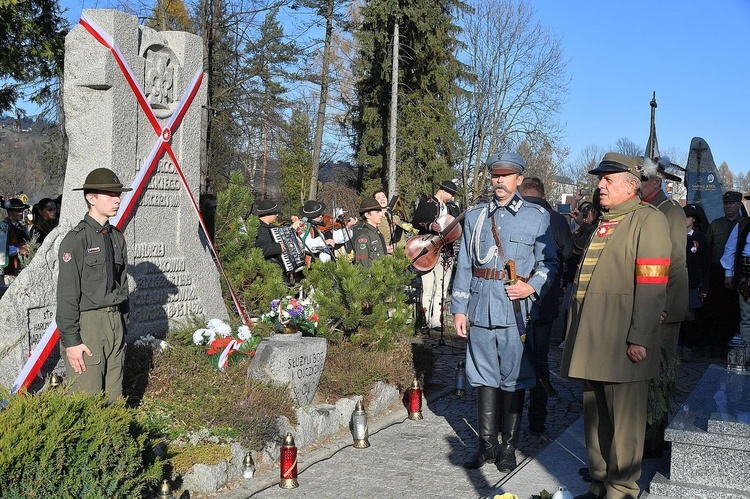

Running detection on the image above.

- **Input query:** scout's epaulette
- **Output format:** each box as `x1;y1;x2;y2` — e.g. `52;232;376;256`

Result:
71;221;87;233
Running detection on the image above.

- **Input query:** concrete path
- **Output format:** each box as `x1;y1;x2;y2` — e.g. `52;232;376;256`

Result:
220;317;714;499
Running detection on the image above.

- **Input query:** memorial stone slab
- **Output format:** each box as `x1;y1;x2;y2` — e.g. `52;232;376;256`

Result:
0;9;228;391
648;364;750;499
247;334;327;406
685;137;724;224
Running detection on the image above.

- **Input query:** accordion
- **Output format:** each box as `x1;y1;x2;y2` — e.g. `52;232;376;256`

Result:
270;226;306;273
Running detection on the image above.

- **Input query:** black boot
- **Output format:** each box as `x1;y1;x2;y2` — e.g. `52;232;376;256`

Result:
464;386;499;469
496;389;525;472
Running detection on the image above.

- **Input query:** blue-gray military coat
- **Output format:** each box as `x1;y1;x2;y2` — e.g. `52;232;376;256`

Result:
452;194;558;327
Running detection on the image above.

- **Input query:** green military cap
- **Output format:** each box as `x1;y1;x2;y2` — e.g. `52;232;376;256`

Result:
724;191;742;203
589;152;645;177
359;196;382;214
73;168;132;192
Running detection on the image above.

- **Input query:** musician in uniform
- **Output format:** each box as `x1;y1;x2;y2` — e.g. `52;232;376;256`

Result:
355;196;391;267
452;152;557;473
0;197;31;285
412;180;460;331
255;199;301;286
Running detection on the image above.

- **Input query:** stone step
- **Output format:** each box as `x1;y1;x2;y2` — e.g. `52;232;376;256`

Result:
647;472;750;499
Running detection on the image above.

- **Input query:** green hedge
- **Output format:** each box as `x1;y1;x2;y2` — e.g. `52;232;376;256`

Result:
0;389;163;498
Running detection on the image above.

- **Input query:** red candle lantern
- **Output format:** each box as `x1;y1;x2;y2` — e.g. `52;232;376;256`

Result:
279;433;299;489
407;377;423;420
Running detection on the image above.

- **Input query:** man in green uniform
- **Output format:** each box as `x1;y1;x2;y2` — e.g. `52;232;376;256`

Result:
56;168;131;404
354;197;390;268
561;153;671;499
704;191;745;350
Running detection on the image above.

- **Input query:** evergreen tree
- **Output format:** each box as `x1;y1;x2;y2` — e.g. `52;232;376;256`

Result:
0;0;68;113
278;106;314;211
239;7;298;195
351;0;470;205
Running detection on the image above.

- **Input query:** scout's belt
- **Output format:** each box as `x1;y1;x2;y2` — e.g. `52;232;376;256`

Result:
98;305;120;312
473;268;528;282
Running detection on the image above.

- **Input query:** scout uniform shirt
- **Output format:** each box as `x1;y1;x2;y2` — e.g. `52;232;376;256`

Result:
355;222;386;268
56;214;129;348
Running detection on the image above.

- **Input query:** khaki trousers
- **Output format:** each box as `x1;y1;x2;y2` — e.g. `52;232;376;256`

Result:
61;308;125;405
583;379;650;499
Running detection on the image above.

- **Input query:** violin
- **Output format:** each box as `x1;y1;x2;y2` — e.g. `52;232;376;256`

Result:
405;210;466;272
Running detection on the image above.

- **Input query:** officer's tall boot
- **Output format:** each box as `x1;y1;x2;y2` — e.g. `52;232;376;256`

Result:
495;388;525;472
464;386;499;469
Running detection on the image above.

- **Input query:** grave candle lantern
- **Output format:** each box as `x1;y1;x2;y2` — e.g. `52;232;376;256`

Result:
727;334;746;371
350;399;370;448
455;360;466;396
279;433;299;489
407;377;423;420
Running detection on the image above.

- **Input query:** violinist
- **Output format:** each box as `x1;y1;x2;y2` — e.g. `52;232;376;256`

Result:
411;180;460;332
297;200;356;263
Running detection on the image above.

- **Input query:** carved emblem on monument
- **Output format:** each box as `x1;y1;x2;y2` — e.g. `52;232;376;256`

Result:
144;46;177;118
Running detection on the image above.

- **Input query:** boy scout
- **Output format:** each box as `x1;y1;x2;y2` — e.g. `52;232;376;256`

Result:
355;196;391;267
56;168;131;403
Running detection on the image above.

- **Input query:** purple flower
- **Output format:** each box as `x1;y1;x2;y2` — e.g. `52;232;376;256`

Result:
270;299;279;309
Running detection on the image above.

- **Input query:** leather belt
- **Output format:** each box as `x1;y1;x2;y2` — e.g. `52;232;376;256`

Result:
100;305;120;312
473;268;507;280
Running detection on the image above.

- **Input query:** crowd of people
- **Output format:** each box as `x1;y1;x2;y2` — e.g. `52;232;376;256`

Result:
0;193;61;288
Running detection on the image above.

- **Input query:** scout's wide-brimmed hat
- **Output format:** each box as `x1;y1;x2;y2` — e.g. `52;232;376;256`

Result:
256;199;280;216
300;200;326;219
4;198;30;211
359;197;382;214
486;151;525;175
73;168;132;192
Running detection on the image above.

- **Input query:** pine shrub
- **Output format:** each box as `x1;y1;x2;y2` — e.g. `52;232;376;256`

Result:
0;389;163;498
304;249;413;349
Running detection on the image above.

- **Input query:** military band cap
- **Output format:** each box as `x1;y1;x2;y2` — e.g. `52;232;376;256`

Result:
300;200;326;219
589;152;644;177
3;197;30;211
359;196;382;214
724;191;742;203
438;180;458;196
73;168;132;192
683;204;700;219
256;199;280;216
486;151;525;175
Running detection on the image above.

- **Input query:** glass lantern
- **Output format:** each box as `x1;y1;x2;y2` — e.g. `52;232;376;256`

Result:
727;334;746;371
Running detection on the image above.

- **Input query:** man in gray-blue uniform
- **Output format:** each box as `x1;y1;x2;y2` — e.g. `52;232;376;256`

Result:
453;151;557;472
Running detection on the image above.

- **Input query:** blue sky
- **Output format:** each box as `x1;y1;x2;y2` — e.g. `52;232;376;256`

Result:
531;0;750;175
55;0;750;175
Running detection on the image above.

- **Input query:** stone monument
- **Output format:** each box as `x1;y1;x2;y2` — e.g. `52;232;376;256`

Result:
247;333;327;406
685;137;724;224
0;9;228;391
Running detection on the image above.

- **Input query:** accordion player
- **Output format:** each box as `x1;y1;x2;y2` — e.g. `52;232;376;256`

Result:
255;200;305;285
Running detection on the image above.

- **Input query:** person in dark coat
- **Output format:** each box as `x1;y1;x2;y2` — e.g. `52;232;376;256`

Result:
679;204;710;347
518;177;573;437
30;197;59;244
354;197;390;267
255;199;302;286
1;197;31;284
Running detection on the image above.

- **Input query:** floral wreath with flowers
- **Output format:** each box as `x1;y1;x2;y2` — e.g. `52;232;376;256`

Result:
193;318;261;372
260;296;319;335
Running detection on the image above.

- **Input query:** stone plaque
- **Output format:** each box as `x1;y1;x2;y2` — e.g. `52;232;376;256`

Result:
247;335;328;406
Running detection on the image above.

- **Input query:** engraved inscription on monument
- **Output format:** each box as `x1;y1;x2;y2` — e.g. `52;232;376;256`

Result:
289;349;326;406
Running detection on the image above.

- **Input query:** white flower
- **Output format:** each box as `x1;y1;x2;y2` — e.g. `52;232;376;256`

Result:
159;340;173;352
237;325;252;340
193;329;209;345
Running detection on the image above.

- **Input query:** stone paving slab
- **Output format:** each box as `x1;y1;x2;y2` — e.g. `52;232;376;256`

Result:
217;313;715;499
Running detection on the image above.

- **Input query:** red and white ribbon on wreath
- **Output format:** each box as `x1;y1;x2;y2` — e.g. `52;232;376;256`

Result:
11;14;248;394
217;339;240;373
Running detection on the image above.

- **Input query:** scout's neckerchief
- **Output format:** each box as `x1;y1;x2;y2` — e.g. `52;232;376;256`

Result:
12;14;248;394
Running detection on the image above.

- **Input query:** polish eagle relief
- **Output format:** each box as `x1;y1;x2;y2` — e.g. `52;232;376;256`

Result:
143;45;177;118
